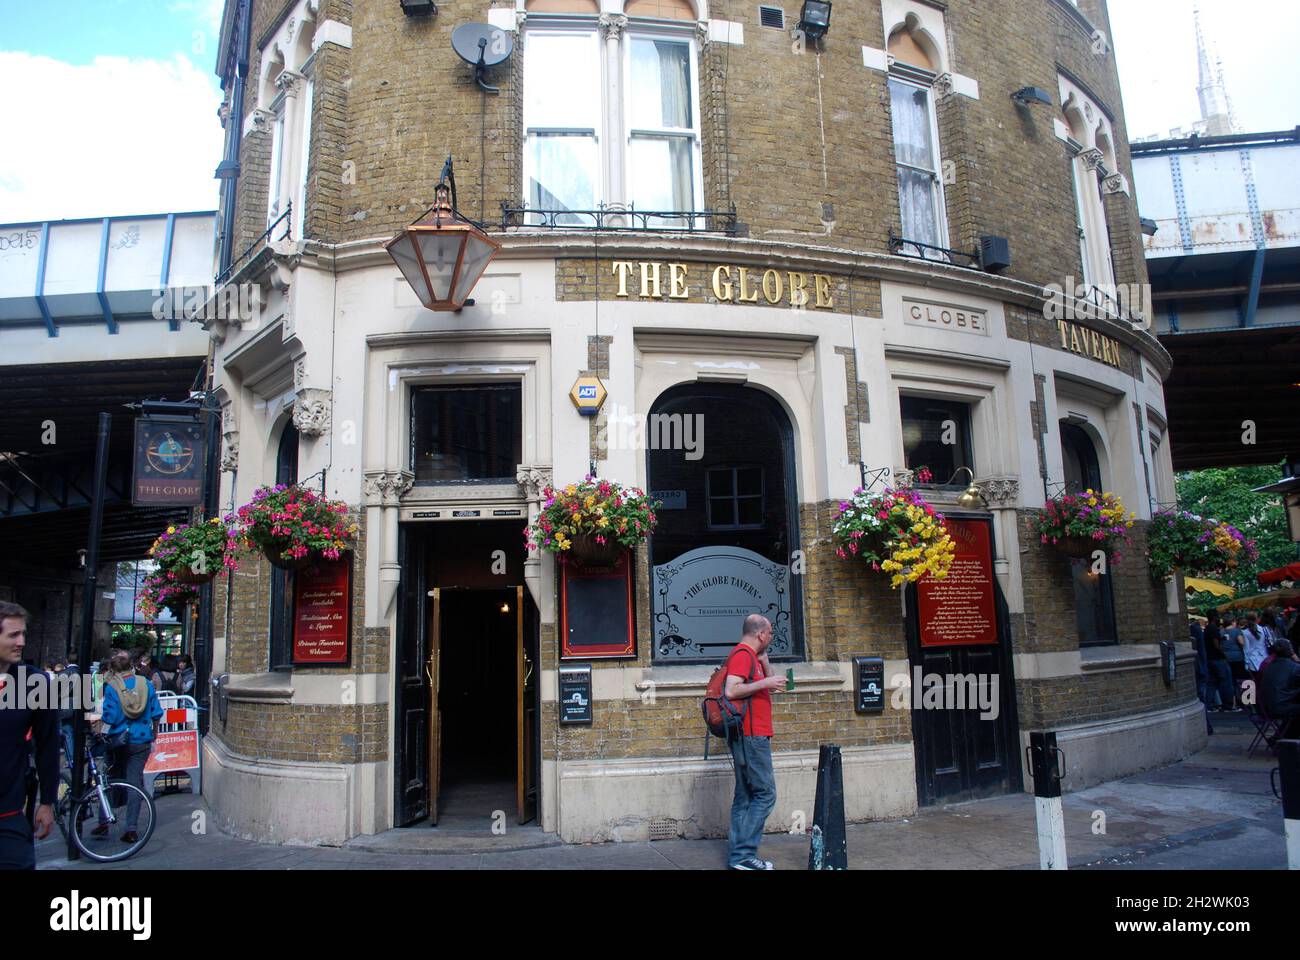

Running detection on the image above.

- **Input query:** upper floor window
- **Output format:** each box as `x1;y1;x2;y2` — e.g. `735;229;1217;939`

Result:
887;22;948;258
522;0;703;226
258;9;318;236
1059;78;1118;293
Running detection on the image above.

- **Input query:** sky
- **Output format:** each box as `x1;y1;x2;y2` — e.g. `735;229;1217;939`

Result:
0;0;1297;223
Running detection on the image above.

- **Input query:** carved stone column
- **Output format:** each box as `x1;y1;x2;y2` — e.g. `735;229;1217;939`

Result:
517;464;553;609
598;14;628;213
365;470;414;621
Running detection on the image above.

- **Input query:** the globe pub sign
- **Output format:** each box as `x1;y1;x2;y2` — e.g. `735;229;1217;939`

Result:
133;417;206;506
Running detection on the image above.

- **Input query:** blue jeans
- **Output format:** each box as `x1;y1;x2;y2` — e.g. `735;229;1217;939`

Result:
728;736;776;867
1207;660;1234;710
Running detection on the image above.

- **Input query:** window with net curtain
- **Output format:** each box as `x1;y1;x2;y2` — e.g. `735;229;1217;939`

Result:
627;36;695;218
523;31;601;223
889;76;945;254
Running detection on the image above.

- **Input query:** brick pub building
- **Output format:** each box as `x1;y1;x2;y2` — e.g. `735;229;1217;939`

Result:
203;0;1199;844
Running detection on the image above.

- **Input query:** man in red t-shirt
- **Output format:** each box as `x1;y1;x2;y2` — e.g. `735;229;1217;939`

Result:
723;614;786;870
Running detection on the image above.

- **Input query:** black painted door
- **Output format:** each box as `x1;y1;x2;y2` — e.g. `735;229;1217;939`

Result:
395;526;430;826
906;517;1022;806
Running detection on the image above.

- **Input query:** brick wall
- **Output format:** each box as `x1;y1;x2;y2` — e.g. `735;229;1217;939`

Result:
540;500;915;764
209;507;385;762
217;0;1148;302
219;700;387;763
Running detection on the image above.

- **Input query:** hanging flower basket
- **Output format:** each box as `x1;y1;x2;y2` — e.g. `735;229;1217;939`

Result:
1053;534;1100;559
831;484;956;589
171;566;218;585
525;476;659;559
232;484;359;569
261;544;335;571
1147;508;1257;581
1035;489;1135;563
569;534;624;567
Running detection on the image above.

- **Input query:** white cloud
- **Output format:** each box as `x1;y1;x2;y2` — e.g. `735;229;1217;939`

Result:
169;0;226;35
0;52;223;223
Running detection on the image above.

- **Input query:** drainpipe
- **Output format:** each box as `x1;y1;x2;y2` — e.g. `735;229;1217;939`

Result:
218;0;252;276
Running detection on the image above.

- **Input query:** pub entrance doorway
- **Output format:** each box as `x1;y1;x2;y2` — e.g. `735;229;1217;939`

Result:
394;520;538;829
904;515;1023;806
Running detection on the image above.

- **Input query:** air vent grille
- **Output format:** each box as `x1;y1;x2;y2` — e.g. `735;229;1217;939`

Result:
648;818;681;841
759;5;785;29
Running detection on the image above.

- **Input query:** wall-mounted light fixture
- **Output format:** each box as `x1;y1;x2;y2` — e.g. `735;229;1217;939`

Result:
949;467;988;511
798;0;832;42
386;156;500;311
400;0;437;16
1140;217;1159;236
1011;86;1054;107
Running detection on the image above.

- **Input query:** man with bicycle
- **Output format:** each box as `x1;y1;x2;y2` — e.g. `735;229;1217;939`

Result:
94;651;163;845
0;602;58;870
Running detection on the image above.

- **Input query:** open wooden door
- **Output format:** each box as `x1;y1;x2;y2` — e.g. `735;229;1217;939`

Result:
427;586;442;825
517;585;538;824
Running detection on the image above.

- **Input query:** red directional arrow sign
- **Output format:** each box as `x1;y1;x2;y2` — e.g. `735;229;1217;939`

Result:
144;730;199;773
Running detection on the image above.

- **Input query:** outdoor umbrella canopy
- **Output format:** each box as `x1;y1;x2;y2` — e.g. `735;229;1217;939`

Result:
1184;576;1235;597
1216;587;1300;612
1257;562;1300;587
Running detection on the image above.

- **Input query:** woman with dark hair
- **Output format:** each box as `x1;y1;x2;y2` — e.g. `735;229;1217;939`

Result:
1259;638;1300;740
173;655;195;696
1241;614;1269;675
1203;610;1238;713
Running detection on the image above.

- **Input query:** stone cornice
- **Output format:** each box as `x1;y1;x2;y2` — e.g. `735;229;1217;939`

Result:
294;234;1173;379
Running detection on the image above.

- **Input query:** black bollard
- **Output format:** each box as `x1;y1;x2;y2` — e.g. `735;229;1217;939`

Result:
808;743;847;870
1276;739;1299;870
1026;731;1067;870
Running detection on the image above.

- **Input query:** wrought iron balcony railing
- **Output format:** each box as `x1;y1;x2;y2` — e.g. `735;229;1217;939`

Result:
500;202;738;235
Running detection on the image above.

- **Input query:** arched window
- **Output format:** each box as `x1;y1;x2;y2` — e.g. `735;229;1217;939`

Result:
646;384;803;662
887;22;948;259
1060;81;1118;294
269;420;300;670
1060;421;1117;647
293;18;317;239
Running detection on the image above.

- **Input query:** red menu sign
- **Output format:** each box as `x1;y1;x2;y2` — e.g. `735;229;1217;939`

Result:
918;518;998;647
293;558;352;664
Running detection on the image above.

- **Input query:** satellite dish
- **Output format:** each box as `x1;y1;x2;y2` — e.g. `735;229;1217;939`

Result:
452;23;513;93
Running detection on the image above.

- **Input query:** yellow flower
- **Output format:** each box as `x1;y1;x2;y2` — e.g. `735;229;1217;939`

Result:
167;526;176;534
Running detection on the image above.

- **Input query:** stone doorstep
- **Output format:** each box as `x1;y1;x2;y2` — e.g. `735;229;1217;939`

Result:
343;822;564;856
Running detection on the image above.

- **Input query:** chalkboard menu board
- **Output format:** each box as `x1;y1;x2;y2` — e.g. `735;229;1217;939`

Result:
292;557;353;665
560;551;635;659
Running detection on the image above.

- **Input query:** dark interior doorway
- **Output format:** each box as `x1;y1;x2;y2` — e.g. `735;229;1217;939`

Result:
438;587;517;819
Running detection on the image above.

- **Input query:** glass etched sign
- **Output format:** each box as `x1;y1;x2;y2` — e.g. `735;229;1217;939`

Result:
653;546;790;659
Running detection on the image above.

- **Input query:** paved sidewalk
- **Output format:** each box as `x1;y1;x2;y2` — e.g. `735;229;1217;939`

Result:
36;712;1288;870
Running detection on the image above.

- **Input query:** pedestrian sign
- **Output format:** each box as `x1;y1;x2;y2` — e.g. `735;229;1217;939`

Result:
145;730;200;773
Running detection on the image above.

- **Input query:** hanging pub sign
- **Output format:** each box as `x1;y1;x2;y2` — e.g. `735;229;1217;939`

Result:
132;416;206;506
292;557;353;665
918;518;998;647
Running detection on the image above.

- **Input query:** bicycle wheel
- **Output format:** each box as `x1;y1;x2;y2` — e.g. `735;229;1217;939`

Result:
69;780;157;863
54;772;73;843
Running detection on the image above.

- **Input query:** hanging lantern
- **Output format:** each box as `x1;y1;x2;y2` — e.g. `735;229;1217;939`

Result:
386;160;500;311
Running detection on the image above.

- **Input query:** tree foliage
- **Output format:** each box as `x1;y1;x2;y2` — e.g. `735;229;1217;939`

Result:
1175;463;1296;598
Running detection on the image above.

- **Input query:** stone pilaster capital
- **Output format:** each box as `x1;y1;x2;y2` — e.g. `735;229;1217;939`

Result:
364;470;415;507
516;464;554;501
598;13;628;41
974;476;1021;507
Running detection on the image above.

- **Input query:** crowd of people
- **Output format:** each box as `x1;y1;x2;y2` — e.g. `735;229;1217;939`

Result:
2;596;195;869
1191;605;1300;740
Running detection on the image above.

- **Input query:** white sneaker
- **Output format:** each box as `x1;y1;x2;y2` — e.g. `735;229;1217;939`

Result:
731;857;774;870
